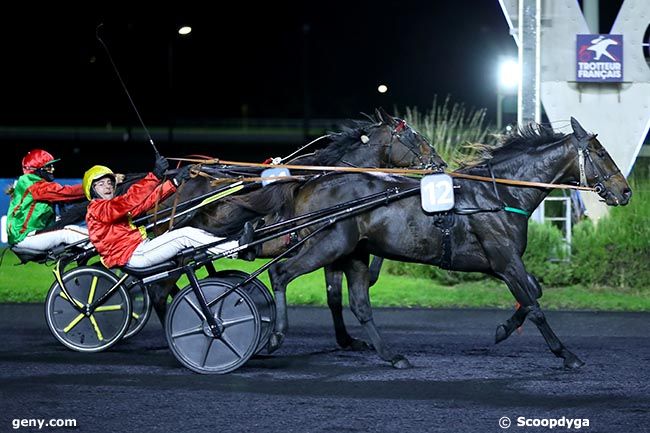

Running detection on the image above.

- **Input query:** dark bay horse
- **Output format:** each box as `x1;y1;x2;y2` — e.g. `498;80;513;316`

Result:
219;118;631;369
147;109;446;324
287;108;441;169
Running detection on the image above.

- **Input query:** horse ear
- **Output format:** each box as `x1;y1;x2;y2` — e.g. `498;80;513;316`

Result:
377;107;397;126
570;117;588;140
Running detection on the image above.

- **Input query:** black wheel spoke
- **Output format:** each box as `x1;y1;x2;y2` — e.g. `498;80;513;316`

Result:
220;333;244;359
183;297;206;321
201;338;214;367
222;315;255;328
166;281;261;374
172;325;203;339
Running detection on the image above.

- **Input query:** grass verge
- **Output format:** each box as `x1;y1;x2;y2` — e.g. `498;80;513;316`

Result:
0;251;647;311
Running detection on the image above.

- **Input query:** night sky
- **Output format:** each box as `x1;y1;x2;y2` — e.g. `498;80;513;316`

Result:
0;1;626;175
0;2;515;126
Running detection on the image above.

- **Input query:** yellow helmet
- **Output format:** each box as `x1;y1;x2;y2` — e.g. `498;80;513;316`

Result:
82;165;115;200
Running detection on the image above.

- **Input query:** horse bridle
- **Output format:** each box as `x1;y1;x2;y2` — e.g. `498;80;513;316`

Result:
385;120;441;170
574;134;619;196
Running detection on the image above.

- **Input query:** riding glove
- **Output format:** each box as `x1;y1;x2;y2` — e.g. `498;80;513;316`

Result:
152;155;169;180
172;165;193;187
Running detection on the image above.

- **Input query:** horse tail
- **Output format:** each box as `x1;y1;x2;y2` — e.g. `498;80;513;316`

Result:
202;180;302;236
229;180;300;217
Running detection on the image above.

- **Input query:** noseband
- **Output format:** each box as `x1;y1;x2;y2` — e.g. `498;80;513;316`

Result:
574;134;618;195
385;120;439;170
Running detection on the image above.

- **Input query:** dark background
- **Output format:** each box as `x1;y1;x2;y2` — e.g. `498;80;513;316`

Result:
0;1;625;177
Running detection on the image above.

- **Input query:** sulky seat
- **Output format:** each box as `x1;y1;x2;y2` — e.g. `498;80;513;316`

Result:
121;261;180;278
10;246;50;264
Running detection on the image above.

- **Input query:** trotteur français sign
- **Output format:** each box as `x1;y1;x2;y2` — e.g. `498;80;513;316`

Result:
576;34;623;82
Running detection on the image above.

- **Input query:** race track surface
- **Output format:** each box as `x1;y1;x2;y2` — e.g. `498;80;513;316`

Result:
0;304;648;432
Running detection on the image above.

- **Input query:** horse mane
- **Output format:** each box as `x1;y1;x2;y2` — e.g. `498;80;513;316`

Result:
458;123;567;169
307;118;379;165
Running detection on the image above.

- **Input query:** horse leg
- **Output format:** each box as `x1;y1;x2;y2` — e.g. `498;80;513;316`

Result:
170;283;181;298
526;303;585;369
481;237;583;368
343;254;411;369
147;283;168;325
368;256;384;287
324;253;382;350
528;273;543;299
267;225;357;353
495;305;529;344
494;273;543;343
492;256;584;369
266;288;288;353
146;279;178;326
325;264;370;350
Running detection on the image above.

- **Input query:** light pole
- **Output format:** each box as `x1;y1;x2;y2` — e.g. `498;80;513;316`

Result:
168;25;192;144
497;58;519;130
498;56;546;223
302;23;311;142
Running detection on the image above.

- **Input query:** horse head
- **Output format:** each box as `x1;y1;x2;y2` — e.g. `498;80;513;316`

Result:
570;117;632;206
373;107;447;171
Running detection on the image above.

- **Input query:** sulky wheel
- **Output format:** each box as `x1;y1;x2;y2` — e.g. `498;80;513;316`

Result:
44;266;132;352
165;277;261;374
213;270;275;354
114;272;152;340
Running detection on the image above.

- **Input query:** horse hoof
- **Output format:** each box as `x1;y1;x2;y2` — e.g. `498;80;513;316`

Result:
391;355;412;369
563;355;585;370
267;332;284;354
495;325;508;344
342;338;372;351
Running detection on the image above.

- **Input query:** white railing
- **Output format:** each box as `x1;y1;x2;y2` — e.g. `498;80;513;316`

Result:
542;196;573;255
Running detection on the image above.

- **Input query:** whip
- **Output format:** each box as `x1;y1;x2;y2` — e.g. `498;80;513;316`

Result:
95;23;160;157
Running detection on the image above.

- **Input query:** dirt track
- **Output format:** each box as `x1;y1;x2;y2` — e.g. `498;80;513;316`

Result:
0;304;648;432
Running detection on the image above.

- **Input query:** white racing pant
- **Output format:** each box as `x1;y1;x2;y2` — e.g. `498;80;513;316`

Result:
127;226;239;269
14;225;89;251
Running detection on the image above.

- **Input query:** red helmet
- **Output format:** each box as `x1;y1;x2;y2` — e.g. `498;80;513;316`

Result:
21;149;60;174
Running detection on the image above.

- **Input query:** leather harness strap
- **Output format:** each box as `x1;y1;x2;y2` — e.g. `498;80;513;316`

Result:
433;212;455;270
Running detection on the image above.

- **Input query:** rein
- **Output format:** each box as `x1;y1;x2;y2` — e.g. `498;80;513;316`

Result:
168;158;440;176
275;134;331;164
168;157;597;192
164;131;603;221
449;172;595;192
168;180;184;230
